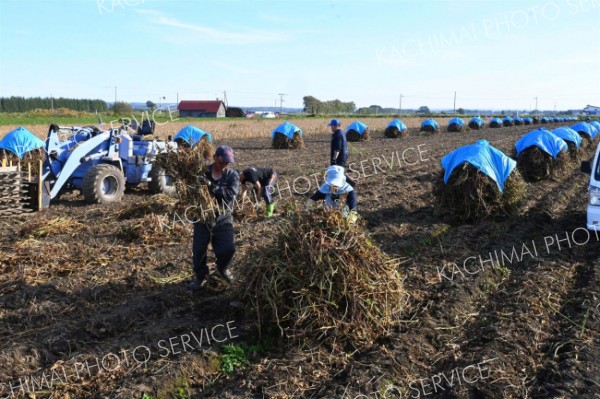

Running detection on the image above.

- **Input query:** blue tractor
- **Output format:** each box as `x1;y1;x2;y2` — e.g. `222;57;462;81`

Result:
40;123;177;207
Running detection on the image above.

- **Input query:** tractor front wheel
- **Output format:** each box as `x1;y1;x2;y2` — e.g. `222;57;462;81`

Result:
148;165;176;195
82;164;125;204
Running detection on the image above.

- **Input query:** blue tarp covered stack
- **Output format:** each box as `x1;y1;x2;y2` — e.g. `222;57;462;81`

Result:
272;121;304;149
570;122;596;147
468;116;484;130
384;119;408;138
420;119;439;133
0;127;45;160
447;117;464;132
437;140;523;221
515;128;569;181
173;125;213;147
346;121;369;141
489;117;503;128
552;127;582;159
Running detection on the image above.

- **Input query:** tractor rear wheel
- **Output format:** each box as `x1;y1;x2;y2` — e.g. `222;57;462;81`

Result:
148;165;176;195
82;164;125;204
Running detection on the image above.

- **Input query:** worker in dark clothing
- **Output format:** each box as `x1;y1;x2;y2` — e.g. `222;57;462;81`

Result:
329;119;348;166
306;165;358;223
328;119;356;187
189;146;240;289
240;167;278;217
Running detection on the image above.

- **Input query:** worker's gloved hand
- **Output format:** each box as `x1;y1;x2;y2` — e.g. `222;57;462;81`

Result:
330;159;337;166
347;210;359;225
197;176;212;188
305;199;316;211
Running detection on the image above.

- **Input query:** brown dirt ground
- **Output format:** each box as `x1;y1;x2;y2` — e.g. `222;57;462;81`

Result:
1;122;599;399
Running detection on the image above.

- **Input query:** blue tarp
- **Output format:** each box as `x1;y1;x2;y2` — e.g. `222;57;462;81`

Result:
490;117;502;125
523;117;533;124
441;140;516;192
347;121;368;135
515;128;568;158
272;121;303;139
541;117;550;123
552;127;582;149
448;117;464;127
386;119;407;132
469;116;484;127
589;123;599;138
173;125;213;146
503;116;513;123
514;116;524;123
571;122;595;138
421;119;439;129
0;126;45;159
591;121;600;132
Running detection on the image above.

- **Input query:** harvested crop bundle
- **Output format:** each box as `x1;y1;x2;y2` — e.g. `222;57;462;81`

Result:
447;123;463;132
435;163;525;222
346;128;370;142
384;126;408;138
154;143;217;223
346;121;369;142
238;208;405;349
516;147;569;181
272;132;304;149
578;132;594;149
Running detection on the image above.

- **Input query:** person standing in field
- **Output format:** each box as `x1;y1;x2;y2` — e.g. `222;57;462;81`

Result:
239;167;278;217
328;118;356;186
189;146;240;289
329;119;348;167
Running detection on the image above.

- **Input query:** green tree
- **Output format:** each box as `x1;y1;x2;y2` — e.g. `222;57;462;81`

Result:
146;100;156;109
417;106;430;114
112;101;133;115
457;107;465;115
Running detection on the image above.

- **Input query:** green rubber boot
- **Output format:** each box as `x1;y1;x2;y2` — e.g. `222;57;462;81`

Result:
266;203;275;217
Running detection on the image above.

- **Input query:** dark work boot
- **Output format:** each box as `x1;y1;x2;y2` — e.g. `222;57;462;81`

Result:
188;276;206;290
215;250;235;283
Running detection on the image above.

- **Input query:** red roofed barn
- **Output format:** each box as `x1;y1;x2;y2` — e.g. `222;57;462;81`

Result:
178;100;226;118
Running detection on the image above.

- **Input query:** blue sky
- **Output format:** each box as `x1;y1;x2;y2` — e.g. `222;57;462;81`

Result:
1;0;599;111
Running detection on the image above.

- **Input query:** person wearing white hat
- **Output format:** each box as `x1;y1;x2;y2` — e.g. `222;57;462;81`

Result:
305;165;358;223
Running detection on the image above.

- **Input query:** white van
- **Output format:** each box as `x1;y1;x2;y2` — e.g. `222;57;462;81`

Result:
581;144;600;230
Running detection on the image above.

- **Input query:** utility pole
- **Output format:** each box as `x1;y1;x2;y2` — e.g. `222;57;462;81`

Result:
223;90;228;108
51;94;54;112
176;92;179;105
534;96;538;114
398;93;404;115
453;91;457;114
278;93;286;114
114;86;117;115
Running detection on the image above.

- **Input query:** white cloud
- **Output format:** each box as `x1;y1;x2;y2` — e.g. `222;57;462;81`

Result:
141;11;288;45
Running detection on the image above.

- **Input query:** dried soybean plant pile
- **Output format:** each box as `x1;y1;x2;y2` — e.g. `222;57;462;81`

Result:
384;126;408;138
515;147;570;182
564;140;581;161
154;140;216;223
346;129;370;142
578;132;594;150
435;163;525;222
272;132;305;149
238;208;405;349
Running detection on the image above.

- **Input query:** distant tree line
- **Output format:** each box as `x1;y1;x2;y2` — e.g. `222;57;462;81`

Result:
303;96;356;114
0;96;108;113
